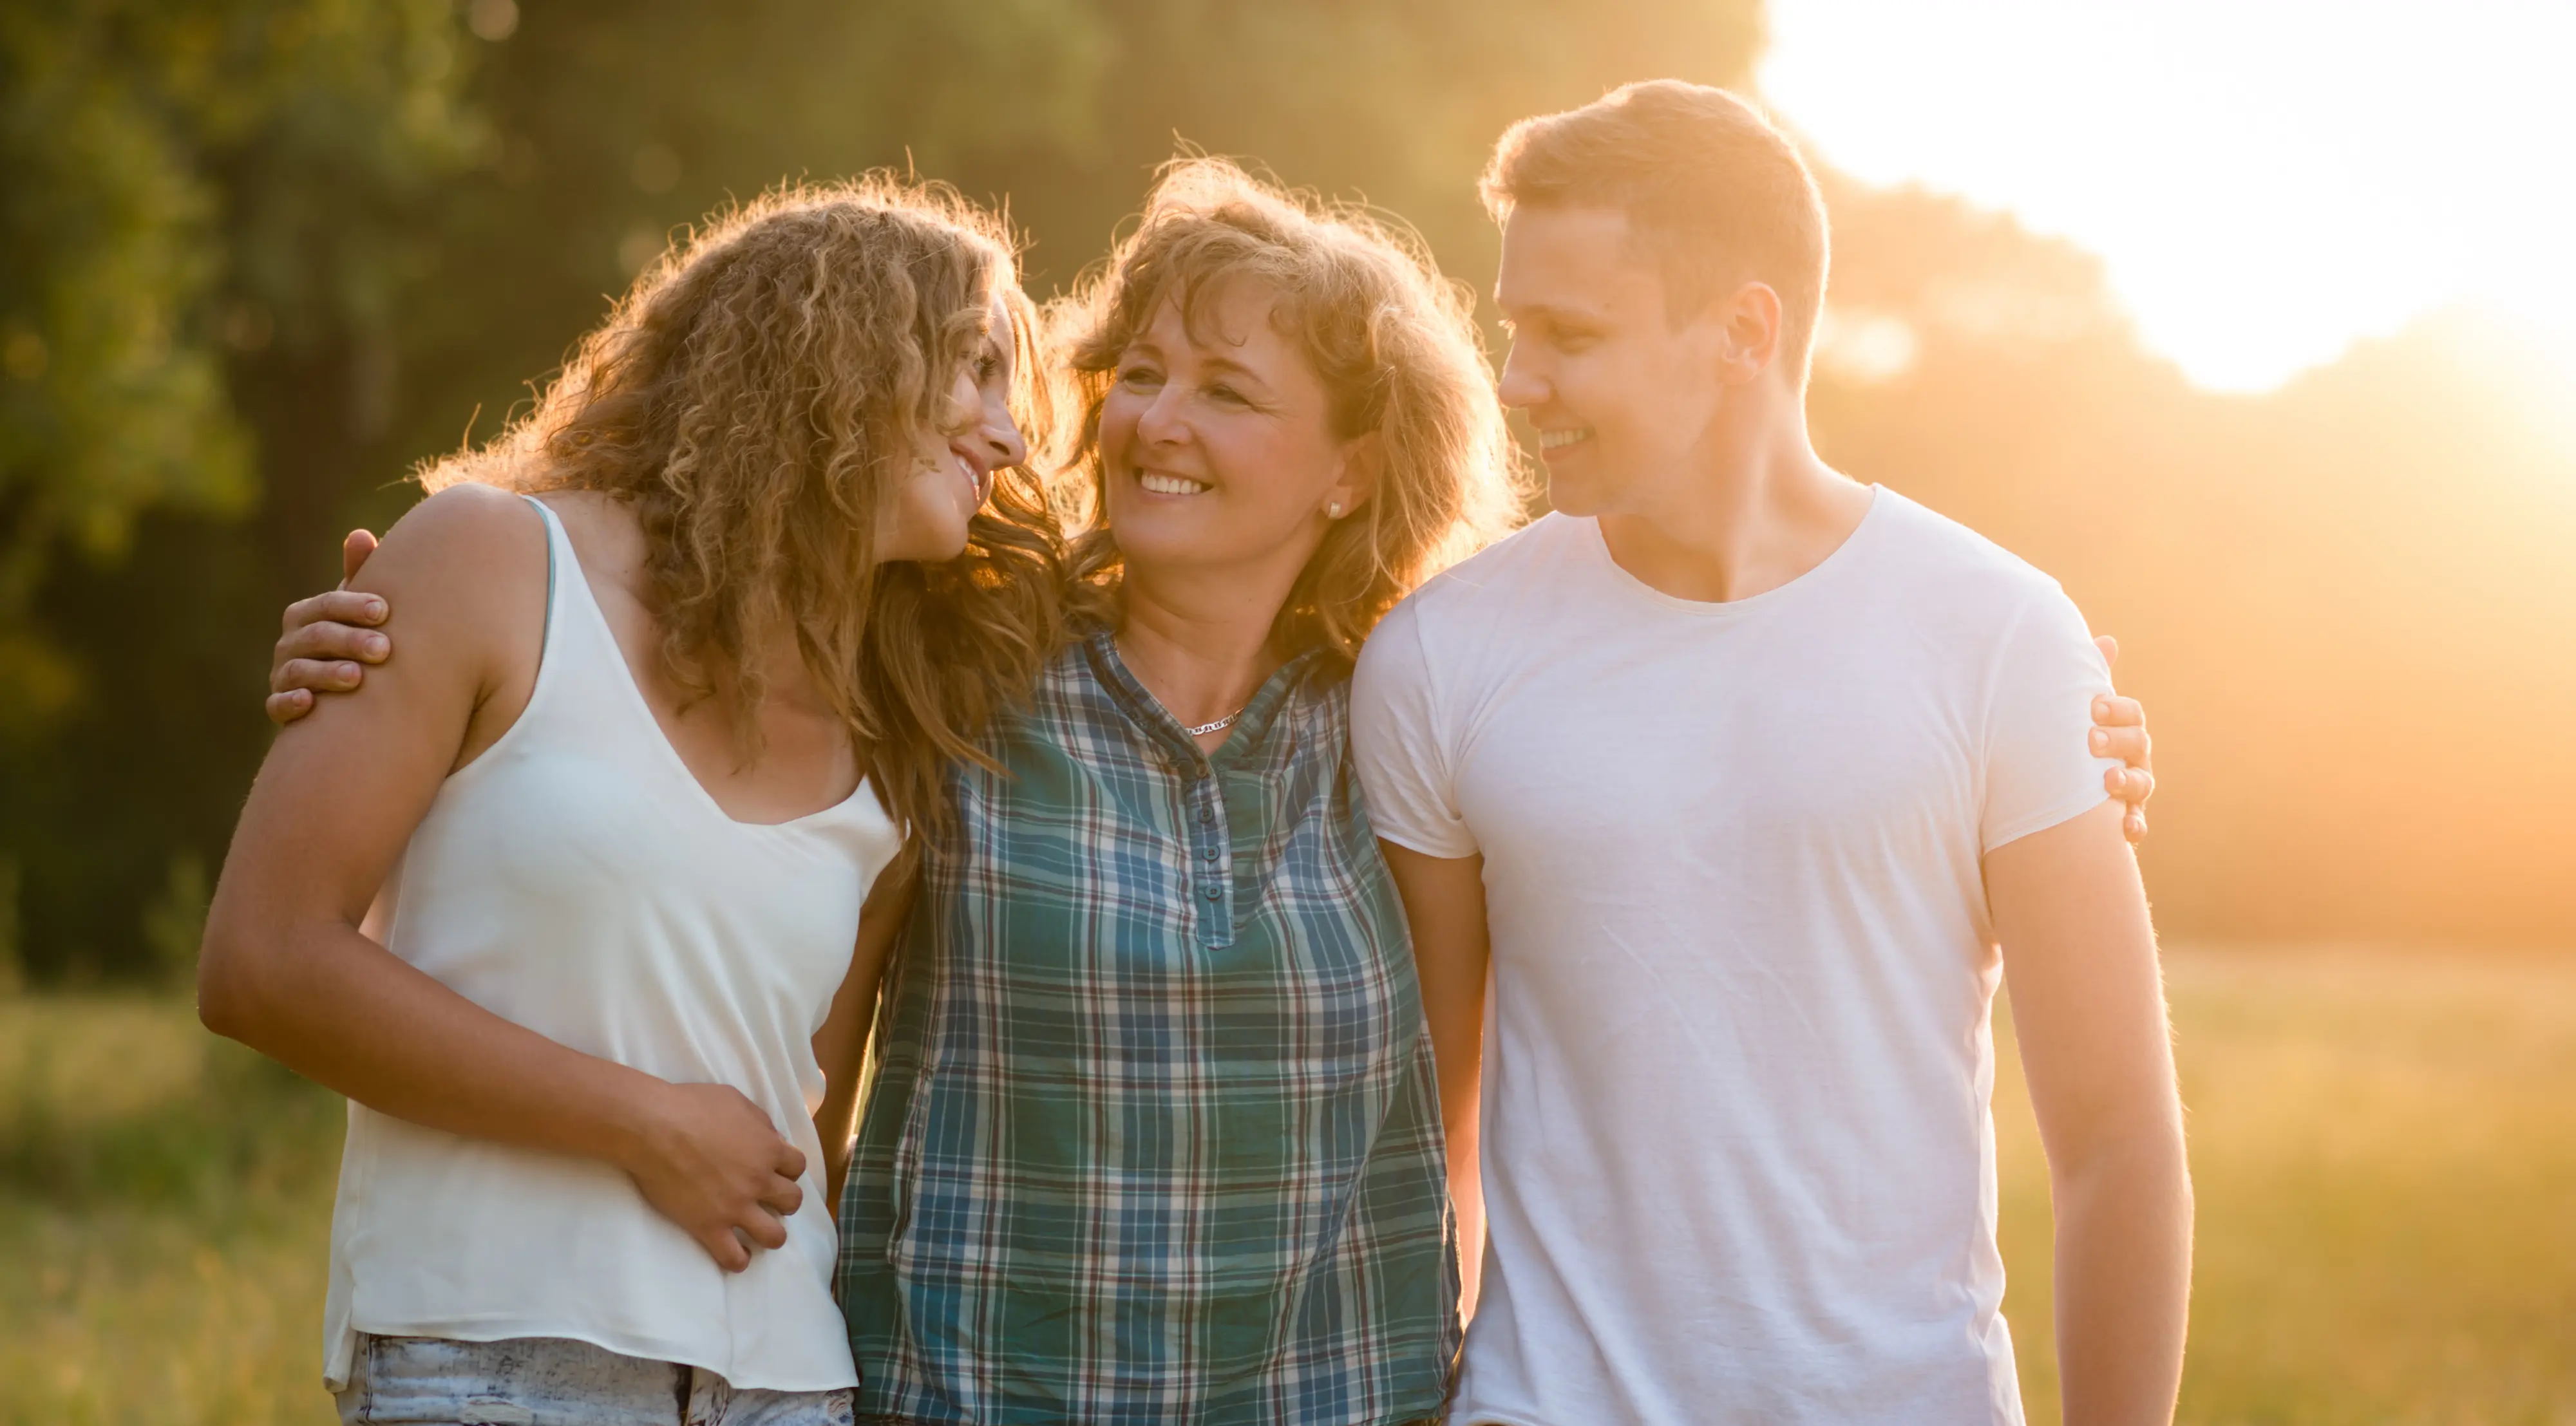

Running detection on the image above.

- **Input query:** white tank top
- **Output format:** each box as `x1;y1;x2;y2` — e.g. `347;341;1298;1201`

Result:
322;496;897;1391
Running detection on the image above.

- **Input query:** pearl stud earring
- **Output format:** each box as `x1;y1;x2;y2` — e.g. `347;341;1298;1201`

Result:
1326;502;1343;518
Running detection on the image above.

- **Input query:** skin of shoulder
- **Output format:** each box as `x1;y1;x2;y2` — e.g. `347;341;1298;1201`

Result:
315;481;551;769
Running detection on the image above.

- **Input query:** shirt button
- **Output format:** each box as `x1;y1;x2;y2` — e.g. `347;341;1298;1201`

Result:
1198;808;1215;825
1201;884;1221;900
1199;845;1218;861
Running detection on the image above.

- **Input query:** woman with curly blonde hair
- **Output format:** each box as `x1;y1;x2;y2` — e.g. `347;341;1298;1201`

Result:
198;176;1062;1425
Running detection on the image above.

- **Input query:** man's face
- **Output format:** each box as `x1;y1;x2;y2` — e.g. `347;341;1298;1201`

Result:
1493;205;1732;518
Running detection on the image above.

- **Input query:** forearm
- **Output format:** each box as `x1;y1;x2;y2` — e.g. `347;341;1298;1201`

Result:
2052;1127;2193;1426
1445;1092;1485;1319
204;919;667;1172
815;1031;871;1216
1428;980;1486;1319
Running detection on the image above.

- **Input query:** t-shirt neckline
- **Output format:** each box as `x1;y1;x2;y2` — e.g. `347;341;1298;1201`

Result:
1577;483;1888;618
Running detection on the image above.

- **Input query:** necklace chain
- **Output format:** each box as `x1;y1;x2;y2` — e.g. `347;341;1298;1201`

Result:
1182;706;1246;737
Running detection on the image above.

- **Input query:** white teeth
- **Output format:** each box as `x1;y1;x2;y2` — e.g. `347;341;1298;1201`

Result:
1138;471;1212;496
1537;427;1593;451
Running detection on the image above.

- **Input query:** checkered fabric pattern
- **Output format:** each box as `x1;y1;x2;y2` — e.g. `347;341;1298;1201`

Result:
837;631;1459;1426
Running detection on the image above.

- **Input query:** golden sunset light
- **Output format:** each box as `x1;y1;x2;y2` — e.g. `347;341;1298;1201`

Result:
1765;0;2576;391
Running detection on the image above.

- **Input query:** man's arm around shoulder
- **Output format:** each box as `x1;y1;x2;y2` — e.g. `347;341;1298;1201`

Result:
1986;798;2192;1426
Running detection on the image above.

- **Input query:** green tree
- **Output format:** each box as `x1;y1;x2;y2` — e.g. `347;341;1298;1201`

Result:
0;0;478;733
0;0;475;975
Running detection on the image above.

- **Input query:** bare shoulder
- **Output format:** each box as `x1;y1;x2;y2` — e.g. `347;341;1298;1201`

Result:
350;483;548;603
339;482;550;695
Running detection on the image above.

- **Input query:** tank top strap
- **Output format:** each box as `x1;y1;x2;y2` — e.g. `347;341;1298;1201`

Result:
521;494;557;667
502;494;654;758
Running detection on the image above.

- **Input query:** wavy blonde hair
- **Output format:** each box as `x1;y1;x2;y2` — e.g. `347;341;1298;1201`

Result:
1052;158;1526;663
422;176;1067;836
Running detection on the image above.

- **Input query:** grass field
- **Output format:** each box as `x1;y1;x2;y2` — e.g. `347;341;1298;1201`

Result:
5;946;2573;1425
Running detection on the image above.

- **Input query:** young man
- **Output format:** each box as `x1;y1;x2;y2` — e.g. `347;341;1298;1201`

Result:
1351;82;2190;1425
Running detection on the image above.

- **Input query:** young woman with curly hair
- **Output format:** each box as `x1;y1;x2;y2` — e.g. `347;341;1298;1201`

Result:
198;177;1064;1425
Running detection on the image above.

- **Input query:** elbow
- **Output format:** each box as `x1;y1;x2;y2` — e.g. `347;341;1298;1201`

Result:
2052;1109;2190;1197
194;939;251;1041
194;912;274;1044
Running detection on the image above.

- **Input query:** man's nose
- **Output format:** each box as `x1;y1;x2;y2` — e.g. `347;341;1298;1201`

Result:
1495;347;1548;409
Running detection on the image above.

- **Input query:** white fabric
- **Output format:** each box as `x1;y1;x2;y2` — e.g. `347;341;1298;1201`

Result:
1350;487;2117;1426
323;498;895;1392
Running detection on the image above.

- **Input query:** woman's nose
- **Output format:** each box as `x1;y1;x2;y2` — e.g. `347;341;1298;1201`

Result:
1136;386;1189;447
985;413;1028;469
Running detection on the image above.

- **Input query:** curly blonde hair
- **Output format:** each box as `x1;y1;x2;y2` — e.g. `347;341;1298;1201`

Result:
422;176;1067;836
1052;158;1526;663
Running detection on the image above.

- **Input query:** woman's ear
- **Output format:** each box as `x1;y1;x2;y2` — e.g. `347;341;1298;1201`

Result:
1323;430;1385;520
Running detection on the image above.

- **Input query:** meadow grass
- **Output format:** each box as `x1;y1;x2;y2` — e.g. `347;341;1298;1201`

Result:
5;946;2573;1424
2000;946;2576;1426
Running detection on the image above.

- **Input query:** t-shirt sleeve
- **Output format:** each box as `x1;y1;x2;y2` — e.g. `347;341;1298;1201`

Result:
1349;597;1481;858
1980;583;2123;854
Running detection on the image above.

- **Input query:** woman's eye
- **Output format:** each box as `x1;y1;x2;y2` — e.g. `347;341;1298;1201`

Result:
1207;384;1245;406
1118;366;1160;388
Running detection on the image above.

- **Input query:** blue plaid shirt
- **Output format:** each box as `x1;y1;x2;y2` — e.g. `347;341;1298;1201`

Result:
837;630;1459;1425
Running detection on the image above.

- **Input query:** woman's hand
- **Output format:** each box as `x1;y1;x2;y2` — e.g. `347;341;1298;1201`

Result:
2090;635;2155;844
623;1082;809;1273
269;529;388;725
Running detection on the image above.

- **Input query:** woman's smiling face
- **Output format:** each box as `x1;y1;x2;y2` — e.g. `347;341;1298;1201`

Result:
1096;281;1372;580
876;294;1027;565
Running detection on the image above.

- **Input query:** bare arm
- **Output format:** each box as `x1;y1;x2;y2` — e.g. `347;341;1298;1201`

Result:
1379;841;1491;1321
200;487;804;1272
812;850;920;1215
1987;799;2192;1426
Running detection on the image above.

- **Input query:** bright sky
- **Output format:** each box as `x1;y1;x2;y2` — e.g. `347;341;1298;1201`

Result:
1759;0;2576;391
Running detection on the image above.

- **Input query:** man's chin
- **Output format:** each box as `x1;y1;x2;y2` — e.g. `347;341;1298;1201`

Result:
1541;474;1608;519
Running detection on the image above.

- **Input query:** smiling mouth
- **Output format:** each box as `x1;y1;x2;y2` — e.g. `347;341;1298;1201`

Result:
1137;470;1213;496
1537;427;1593;451
951;449;992;502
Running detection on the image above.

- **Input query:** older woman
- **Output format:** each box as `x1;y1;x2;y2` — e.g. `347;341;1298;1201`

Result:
262;159;2155;1425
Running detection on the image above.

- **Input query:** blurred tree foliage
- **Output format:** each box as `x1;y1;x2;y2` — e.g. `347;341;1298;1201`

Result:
1;0;480;980
0;0;476;729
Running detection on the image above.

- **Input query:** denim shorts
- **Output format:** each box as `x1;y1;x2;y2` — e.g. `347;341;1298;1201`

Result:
337;1333;855;1426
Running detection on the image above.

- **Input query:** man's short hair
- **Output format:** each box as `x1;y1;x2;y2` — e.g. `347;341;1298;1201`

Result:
1481;80;1831;383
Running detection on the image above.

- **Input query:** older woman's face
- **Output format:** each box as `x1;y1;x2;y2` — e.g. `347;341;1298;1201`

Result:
878;294;1027;565
1098;283;1370;581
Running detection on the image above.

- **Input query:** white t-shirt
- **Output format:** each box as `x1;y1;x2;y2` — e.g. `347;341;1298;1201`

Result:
1350;487;2118;1426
